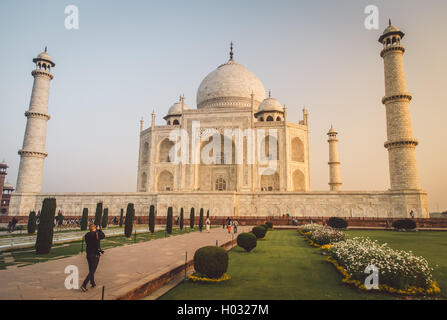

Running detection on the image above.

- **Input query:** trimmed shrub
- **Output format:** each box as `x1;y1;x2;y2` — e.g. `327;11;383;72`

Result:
392;219;416;231
206;210;210;219
252;226;267;239
260;224;268;232
124;203;135;238
193;246;229;279
27;211;37;234
119;208;124;227
149;205;155;233
94;202;103;226
237;232;257;252
166;207;173;234
190;208;195;229
35;198;57;254
80;208;88;231
327;217;348;229
179;208;184;230
101;208;108;228
265;221;273;229
199;208;204;232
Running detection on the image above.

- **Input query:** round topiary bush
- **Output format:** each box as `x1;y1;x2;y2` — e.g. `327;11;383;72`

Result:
237;232;257;252
327;217;348;229
260;224;268;232
392;219;416;231
265;221;273;229
193;246;228;279
252;225;267;239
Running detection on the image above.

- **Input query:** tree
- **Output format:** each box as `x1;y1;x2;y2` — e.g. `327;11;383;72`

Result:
190;207;195;229
80;208;88;231
199;208;204;232
166;207;173;234
94;202;103;226
124;203;135;238
27;211;37;234
149;205;155;233
119;208;124;227
179;208;184;230
101;208;108;228
35;198;57;254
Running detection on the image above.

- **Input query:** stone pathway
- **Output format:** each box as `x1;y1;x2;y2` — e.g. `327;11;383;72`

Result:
0;226;248;300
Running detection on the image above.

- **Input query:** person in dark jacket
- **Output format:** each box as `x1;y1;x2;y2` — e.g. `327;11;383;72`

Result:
80;224;105;292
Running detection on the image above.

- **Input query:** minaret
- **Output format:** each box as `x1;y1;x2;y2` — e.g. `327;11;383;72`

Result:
379;21;420;190
16;48;55;194
327;126;342;191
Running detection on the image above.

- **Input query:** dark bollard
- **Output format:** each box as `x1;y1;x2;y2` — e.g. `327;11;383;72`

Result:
184;251;187;280
216;240;218;247
101;286;105;300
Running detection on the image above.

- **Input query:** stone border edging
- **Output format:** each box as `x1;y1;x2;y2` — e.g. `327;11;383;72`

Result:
115;237;238;300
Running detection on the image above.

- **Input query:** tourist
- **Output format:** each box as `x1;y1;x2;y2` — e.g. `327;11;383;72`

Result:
233;220;238;234
222;219;225;229
206;217;211;233
410;210;415;219
80;224;105;292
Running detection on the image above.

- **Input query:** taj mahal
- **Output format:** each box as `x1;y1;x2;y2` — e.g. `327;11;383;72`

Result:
8;22;429;219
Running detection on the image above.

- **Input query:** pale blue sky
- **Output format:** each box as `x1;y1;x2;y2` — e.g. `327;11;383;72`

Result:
0;0;446;211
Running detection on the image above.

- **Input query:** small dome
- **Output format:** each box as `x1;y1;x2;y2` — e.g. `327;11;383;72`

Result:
33;48;55;67
328;125;337;134
382;24;400;35
3;181;14;190
168;100;189;115
378;20;405;43
258;97;283;113
197;59;266;109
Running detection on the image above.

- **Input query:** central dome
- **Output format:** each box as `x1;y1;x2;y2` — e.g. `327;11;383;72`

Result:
196;59;266;109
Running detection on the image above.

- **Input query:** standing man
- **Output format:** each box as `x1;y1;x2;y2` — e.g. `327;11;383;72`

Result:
80;224;105;292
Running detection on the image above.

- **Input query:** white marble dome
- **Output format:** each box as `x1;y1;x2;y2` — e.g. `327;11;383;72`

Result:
168;100;189;115
258;97;283;112
196;60;266;109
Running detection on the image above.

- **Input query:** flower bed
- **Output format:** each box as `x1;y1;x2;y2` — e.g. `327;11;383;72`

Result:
309;228;346;246
328;237;441;296
299;224;345;247
299;223;323;233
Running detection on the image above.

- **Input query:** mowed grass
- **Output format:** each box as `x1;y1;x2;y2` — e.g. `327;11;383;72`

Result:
345;230;447;296
160;229;391;300
161;229;447;300
0;226;204;270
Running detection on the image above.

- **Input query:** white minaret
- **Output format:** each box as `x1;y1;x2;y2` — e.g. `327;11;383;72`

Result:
15;48;55;194
379;21;420;190
327;126;342;191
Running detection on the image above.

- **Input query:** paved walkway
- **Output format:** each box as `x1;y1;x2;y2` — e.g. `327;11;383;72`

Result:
0;226;248;300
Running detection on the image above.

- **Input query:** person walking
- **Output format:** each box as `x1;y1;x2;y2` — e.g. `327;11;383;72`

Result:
80;224;105;292
206;217;211;233
233;220;238;234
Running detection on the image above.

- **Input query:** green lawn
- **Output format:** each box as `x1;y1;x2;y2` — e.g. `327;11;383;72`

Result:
0;226;205;269
160;229;447;300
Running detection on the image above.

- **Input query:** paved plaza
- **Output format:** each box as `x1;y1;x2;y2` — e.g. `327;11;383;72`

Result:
0;226;247;300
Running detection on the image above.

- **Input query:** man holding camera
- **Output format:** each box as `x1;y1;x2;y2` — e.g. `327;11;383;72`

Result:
80;224;105;292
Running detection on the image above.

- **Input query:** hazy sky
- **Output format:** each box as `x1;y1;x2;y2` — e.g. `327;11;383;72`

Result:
0;0;446;212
